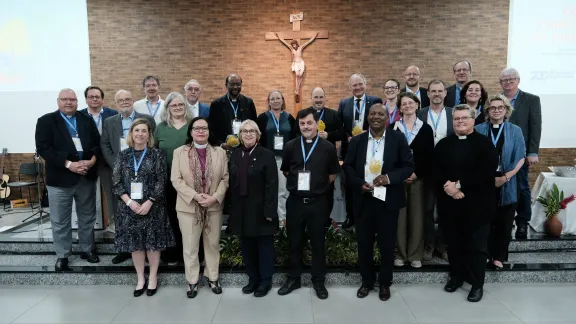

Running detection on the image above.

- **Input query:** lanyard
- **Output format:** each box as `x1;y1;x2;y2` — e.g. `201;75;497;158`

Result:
476;105;482;118
491;122;505;147
132;147;148;177
228;95;240;119
318;109;325;121
370;134;383;160
146;101;161;117
400;119;412;143
268;111;281;134
428;107;443;132
354;96;365;121
92;113;102;129
408;86;420;98
300;136;319;171
60;112;78;136
386;103;398;122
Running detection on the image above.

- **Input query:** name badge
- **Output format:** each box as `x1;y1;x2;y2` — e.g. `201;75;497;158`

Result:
373;186;387;201
120;137;129;151
274;135;284;150
131;182;143;200
72;137;83;152
232;120;241;135
298;170;311;191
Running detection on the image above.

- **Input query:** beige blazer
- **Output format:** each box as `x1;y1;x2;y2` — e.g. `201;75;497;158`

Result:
171;144;229;214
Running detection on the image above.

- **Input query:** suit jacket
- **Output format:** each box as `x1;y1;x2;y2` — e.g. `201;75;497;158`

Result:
194;103;210;118
507;89;542;155
401;86;430;108
100;112;156;168
418;106;455;138
343;130;414;217
338;95;383;158
35;110;101;187
209;94;257;145
170;144;229;213
79;106;118;122
444;84;458;108
295;107;343;145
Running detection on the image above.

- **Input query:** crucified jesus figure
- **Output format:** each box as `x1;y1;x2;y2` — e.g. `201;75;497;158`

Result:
275;32;318;103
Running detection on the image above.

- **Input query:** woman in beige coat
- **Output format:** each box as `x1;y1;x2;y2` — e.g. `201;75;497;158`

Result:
171;117;229;298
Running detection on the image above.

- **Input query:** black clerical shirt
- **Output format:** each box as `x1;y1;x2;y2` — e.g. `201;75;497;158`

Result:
281;135;341;198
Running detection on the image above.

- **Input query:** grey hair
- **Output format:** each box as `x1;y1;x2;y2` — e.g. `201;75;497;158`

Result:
183;79;201;92
238;119;261;144
500;68;520;80
453;104;476;119
160;91;193;127
349;73;367;85
485;94;515;120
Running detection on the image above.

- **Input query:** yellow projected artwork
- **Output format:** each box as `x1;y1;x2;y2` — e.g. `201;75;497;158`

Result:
0;19;30;83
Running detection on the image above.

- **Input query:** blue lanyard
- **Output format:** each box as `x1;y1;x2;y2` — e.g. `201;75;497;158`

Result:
268;111;281;134
354;96;365;120
371;135;383;160
400;119;412;143
476;105;482;118
386;103;398;122
132;147;148;177
228;95;239;119
428;108;443;132
490;122;505;147
300;136;320;170
146;101;161;117
60;112;78;136
92;113;102;129
318;109;325;121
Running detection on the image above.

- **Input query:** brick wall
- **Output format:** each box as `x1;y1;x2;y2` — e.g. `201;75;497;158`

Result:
2;0;573;200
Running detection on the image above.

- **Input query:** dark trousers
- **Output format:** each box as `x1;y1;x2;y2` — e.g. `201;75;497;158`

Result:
515;162;532;226
286;194;328;283
356;195;399;288
489;202;517;262
241;236;275;286
327;183;335;221
162;183;187;263
441;215;490;289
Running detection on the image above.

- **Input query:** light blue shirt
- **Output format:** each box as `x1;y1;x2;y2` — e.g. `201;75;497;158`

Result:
121;110;136;137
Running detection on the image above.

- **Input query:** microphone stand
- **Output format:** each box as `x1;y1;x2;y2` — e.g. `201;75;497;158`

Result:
21;151;49;237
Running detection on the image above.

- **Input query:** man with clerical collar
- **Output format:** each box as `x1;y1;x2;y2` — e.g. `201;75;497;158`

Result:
338;73;383;229
278;107;341;300
500;67;542;239
100;90;155;265
417;79;454;262
133;76;164;124
35;88;102;270
342;103;414;301
184;79;210;118
445;60;472;107
401;65;430;108
208;73;257;149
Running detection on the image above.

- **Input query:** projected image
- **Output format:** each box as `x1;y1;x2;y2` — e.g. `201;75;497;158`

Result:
0;20;30;85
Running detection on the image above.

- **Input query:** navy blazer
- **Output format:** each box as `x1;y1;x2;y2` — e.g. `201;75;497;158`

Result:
36;110;101;187
400;86;430;108
343;130;414;216
444;84;458;108
198;103;210;118
79;106;118;125
337;95;383;137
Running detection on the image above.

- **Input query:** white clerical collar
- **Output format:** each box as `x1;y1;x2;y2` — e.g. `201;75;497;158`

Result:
194;142;207;149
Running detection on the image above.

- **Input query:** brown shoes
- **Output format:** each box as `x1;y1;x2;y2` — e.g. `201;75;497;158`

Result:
379;285;391;301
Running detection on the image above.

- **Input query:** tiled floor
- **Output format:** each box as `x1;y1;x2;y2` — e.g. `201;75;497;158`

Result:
1;283;576;324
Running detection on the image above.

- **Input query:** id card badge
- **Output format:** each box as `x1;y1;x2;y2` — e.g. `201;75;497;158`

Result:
274;135;284;150
232;120;241;135
119;137;129;151
373;186;387;201
496;156;502;172
298;171;311;191
72;137;83;152
130;182;143;200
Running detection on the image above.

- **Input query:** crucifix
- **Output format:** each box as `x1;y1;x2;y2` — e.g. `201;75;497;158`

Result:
266;12;328;110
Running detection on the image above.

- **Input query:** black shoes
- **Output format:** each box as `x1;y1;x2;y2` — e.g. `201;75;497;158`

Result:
254;285;272;297
515;224;528;239
379;285;391;301
146;282;159;296
444;278;464;293
467;287;483;302
80;251;100;263
313;282;329;300
209;280;222;294
134;280;147;297
278;278;301;296
356;285;373;298
112;253;131;264
55;258;69;271
242;282;258;294
187;283;199;298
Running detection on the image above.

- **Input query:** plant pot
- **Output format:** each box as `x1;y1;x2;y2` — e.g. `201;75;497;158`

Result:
544;214;563;237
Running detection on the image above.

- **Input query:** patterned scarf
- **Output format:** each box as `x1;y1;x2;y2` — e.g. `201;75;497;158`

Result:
187;145;213;232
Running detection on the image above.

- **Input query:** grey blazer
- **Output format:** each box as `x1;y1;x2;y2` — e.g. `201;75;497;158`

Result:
100;112;156;167
418;106;454;137
507;89;542;155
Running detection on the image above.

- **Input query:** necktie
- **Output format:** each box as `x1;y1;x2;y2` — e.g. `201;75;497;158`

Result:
355;98;362;121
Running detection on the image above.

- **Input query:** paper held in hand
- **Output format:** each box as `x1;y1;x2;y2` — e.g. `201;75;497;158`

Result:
373;186;386;201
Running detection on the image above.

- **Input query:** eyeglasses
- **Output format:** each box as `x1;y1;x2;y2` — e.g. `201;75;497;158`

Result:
453;116;472;122
192;127;209;132
500;77;518;84
185;87;201;93
489;105;506;112
241;129;257;134
404;73;420;77
169;103;186;108
59;98;77;103
383;86;398;90
454;68;470;73
116;98;133;104
87;96;101;100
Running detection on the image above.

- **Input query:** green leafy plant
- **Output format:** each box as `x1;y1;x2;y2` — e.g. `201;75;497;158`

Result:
537;184;575;219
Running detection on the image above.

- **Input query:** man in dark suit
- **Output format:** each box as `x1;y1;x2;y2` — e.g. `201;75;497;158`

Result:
445;60;472;107
100;90;155;264
338;73;383;228
184;79;210;118
35;88;102;270
79;86;118;236
208;74;257;148
400;65;430;108
501;68;542;239
343;103;414;301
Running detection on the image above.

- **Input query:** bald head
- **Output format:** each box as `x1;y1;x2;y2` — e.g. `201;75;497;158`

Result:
404;65;422;88
311;87;326;110
57;88;78;116
226;74;242;98
114;90;134;116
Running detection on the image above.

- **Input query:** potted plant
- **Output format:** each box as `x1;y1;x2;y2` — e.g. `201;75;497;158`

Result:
536;184;575;237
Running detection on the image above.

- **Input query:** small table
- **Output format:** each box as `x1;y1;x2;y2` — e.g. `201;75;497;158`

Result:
530;172;576;235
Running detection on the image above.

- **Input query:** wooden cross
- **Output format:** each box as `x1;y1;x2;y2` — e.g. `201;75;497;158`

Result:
266;12;328;114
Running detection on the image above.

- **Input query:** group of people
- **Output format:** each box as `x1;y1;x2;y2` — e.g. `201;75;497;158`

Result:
35;60;541;303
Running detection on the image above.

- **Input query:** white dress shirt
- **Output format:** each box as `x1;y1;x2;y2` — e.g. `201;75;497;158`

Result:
405;86;422;103
427;107;448;146
365;130;385;184
133;97;164;124
190;102;199;118
86;108;104;135
353;94;367;128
